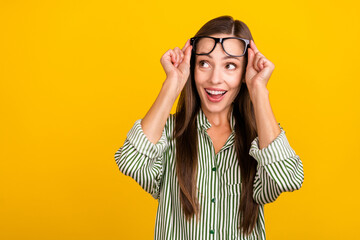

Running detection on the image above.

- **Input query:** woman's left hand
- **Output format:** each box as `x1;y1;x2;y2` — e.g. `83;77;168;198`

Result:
245;40;275;93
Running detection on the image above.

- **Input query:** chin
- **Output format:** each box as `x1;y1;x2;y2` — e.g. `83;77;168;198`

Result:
200;92;233;112
201;101;228;114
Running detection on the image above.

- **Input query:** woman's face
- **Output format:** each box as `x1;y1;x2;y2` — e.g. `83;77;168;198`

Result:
194;33;246;116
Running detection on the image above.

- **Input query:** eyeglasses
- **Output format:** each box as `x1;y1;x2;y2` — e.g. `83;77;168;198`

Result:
190;36;250;57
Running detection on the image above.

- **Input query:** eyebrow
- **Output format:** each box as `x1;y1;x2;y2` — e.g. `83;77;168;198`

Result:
199;55;241;62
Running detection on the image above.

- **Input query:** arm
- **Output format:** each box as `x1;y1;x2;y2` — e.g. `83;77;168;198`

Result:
250;87;281;150
249;86;304;205
114;39;192;199
114;80;178;200
250;126;304;204
114;114;173;200
142;38;192;144
141;81;178;144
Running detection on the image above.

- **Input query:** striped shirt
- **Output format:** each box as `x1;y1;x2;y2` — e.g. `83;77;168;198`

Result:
114;107;304;240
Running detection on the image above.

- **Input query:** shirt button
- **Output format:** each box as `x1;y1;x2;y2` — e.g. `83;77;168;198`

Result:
212;167;216;171
211;198;215;203
210;229;214;234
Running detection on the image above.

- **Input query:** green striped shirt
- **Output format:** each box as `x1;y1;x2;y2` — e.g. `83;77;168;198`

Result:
114;108;304;239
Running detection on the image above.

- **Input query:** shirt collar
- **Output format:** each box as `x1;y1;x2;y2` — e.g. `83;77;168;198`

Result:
196;107;235;133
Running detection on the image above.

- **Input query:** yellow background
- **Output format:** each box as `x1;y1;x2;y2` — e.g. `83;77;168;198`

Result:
1;0;359;239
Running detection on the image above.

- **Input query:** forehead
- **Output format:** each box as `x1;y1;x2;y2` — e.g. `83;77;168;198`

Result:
207;33;236;38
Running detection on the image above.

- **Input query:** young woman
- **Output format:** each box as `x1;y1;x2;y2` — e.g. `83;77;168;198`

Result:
114;15;304;239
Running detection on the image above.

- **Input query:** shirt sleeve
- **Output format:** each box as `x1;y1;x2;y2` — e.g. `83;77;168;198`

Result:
114;116;172;200
249;123;304;205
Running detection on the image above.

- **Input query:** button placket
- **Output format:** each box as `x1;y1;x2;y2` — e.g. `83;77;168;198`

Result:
211;134;217;239
202;125;218;239
210;158;216;238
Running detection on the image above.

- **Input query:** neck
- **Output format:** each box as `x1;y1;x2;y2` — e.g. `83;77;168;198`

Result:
201;104;233;128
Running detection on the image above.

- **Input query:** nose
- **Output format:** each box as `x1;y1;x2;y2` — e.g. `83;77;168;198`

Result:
208;44;225;85
209;64;223;85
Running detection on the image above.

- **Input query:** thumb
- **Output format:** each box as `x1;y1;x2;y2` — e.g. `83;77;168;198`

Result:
178;45;192;71
247;47;254;70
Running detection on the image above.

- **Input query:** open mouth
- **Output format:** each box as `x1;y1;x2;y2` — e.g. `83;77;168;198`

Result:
204;88;227;102
205;88;227;97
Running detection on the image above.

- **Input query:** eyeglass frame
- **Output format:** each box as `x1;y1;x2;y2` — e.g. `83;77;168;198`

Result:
190;36;250;57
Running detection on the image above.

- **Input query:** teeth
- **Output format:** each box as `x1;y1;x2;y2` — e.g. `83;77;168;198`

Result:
205;89;226;95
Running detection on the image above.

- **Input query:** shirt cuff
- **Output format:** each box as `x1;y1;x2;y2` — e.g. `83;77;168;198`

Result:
249;123;297;167
126;119;168;159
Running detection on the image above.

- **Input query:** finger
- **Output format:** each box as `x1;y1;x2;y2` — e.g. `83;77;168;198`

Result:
256;52;267;70
184;44;192;63
182;38;190;52
250;40;260;55
174;47;182;65
180;49;184;63
169;49;177;65
161;49;176;70
261;58;268;70
178;44;192;71
260;60;273;77
258;58;265;70
173;48;179;67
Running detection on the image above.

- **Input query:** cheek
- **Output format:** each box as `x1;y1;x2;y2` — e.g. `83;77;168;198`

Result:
194;70;207;86
233;77;243;93
227;75;242;90
194;76;202;94
194;68;202;80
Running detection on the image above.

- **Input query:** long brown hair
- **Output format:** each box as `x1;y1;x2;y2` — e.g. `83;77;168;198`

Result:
174;15;258;236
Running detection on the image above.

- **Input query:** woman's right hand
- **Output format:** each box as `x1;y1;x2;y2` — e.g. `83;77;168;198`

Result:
160;38;193;96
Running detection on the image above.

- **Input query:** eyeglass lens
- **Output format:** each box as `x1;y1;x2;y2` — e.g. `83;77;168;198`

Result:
194;37;246;56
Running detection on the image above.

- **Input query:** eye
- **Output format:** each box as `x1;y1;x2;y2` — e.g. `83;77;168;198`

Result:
226;62;237;70
199;60;209;68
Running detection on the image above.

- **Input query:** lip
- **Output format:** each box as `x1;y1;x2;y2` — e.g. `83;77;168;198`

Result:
204;88;227;103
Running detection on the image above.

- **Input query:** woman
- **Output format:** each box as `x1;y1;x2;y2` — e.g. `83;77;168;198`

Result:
115;15;304;239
